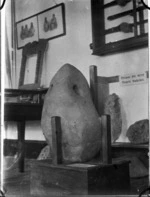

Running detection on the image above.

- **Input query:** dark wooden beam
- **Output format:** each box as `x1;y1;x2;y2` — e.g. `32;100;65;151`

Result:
90;65;98;110
101;115;112;164
51;116;63;165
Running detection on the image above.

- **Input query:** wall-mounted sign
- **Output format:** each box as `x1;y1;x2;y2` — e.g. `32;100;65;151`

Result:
119;72;148;86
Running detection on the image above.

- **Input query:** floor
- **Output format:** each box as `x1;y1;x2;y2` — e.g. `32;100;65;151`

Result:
2;157;149;197
3;158;31;197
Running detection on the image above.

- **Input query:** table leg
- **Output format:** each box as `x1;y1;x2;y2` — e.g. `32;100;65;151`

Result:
17;121;25;172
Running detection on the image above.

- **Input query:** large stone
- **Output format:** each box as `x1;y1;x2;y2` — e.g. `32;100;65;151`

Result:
104;93;122;142
41;64;101;163
126;119;149;144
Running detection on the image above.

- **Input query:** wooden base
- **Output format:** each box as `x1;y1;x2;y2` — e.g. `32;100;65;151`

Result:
30;160;130;196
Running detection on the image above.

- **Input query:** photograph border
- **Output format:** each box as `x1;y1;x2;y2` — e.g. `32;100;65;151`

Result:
16;15;39;49
38;3;66;41
15;3;66;49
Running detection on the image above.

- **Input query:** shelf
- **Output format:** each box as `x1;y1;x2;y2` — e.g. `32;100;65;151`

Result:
112;142;148;149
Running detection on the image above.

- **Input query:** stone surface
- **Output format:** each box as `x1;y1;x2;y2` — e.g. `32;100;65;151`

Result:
41;64;101;163
129;156;148;178
37;145;51;160
104;93;122;142
126;119;149;144
114;155;148;178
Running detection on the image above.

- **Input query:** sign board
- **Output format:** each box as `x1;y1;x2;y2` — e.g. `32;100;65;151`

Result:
119;72;148;86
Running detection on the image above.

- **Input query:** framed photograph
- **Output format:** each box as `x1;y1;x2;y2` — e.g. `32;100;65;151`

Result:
16;16;39;49
19;39;48;89
38;3;66;40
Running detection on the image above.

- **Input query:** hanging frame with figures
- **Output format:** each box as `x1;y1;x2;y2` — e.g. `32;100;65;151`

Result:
38;3;66;40
16;3;66;49
16;16;39;49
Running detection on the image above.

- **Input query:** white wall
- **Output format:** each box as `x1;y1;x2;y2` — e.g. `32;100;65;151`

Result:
7;0;148;141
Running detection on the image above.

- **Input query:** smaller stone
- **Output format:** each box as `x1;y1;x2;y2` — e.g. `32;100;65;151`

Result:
127;156;148;178
126;119;149;144
104;93;122;142
37;145;51;160
115;156;148;178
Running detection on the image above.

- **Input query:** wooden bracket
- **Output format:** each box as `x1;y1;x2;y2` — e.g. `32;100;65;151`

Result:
51;116;63;165
90;65;98;111
101;115;112;164
51;114;112;166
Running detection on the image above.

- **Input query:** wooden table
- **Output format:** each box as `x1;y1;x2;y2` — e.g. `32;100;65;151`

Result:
4;88;48;172
4;103;44;172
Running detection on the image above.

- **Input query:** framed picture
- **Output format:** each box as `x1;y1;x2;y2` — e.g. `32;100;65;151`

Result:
16;16;39;49
38;3;66;40
19;39;48;89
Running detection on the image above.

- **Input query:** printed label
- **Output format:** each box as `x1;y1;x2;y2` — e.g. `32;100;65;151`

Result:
119;72;148;86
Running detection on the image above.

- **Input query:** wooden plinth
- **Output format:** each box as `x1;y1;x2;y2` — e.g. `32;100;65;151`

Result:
30;160;130;196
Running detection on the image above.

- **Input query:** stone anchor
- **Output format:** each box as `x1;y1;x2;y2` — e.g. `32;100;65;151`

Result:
41;63;101;163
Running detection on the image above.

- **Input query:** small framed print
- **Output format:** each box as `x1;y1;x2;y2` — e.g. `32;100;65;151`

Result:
19;39;48;89
38;3;66;40
16;16;39;49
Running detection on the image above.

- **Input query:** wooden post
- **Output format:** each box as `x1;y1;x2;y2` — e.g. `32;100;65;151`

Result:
101;115;112;164
90;65;98;111
51;116;62;165
133;0;138;37
139;10;145;35
17;121;25;172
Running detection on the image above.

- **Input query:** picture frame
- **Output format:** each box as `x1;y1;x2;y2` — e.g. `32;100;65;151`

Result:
19;39;48;89
16;3;66;49
38;3;66;40
16;16;39;49
91;0;148;56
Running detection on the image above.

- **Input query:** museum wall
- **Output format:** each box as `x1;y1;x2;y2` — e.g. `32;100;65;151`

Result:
5;0;148;141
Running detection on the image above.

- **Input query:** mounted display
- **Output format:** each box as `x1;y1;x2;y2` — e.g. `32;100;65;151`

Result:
90;0;148;56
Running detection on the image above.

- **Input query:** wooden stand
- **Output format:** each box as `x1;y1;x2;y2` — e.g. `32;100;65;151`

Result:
30;160;130;196
30;116;130;195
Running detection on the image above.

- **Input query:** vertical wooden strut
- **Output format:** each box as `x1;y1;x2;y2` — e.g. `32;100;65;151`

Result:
139;10;145;35
133;0;138;37
101;115;112;164
51;116;63;165
90;65;98;111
